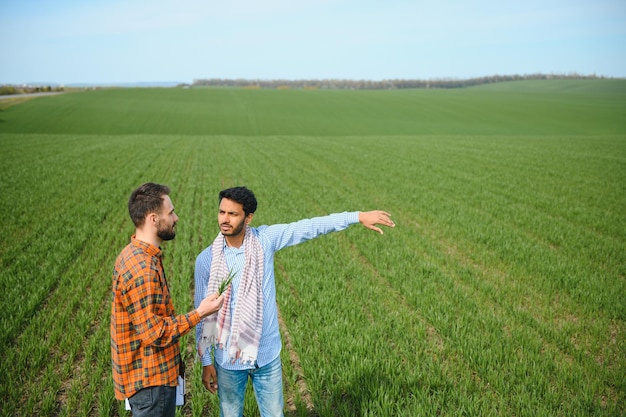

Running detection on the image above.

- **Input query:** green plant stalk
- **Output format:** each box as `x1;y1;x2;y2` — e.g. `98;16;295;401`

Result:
218;269;237;295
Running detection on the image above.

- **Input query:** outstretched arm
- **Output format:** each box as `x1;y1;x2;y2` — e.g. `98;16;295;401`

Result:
359;210;395;234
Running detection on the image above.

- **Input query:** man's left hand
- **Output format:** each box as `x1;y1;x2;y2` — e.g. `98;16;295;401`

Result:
359;210;395;234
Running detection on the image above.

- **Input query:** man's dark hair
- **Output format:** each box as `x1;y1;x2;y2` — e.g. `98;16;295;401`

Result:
219;186;257;217
128;182;171;227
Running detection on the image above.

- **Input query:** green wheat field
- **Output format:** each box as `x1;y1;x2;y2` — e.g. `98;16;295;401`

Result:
0;79;624;416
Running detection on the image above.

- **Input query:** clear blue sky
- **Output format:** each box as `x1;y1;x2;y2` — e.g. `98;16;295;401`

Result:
1;0;624;85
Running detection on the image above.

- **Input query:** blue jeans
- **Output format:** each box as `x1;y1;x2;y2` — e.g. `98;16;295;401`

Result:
216;356;284;417
128;385;176;417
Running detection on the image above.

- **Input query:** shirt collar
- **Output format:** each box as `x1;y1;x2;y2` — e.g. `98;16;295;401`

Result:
131;235;162;257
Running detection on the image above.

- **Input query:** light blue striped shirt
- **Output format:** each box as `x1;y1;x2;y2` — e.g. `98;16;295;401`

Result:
194;211;359;369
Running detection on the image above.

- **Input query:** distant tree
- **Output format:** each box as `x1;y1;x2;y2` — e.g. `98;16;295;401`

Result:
191;73;608;90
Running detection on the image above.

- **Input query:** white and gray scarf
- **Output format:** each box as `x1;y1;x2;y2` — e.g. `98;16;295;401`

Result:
199;227;264;365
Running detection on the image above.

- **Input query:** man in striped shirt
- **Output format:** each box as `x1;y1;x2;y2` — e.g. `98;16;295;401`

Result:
195;186;395;417
111;182;224;417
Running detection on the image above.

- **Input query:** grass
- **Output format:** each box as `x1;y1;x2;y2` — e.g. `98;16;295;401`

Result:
0;79;624;136
0;80;624;416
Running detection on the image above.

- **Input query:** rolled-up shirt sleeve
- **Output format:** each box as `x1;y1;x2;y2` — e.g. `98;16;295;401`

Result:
122;267;201;347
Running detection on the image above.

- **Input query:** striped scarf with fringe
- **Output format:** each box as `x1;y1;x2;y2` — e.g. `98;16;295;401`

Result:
199;227;264;365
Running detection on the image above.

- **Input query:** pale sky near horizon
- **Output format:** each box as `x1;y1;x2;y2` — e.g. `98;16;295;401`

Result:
1;0;624;85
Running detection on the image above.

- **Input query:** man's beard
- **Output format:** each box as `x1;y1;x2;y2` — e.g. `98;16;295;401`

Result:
157;221;176;241
221;219;245;237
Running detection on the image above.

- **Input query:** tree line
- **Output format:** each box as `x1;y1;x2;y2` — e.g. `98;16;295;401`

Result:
0;84;65;96
192;73;608;90
1;73;612;95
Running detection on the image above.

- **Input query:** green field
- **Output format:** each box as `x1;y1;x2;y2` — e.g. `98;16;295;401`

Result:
0;80;624;416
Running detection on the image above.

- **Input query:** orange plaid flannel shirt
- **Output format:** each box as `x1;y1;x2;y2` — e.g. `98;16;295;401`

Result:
110;236;201;400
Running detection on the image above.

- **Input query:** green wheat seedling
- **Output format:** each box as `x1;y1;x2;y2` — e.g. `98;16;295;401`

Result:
218;268;237;295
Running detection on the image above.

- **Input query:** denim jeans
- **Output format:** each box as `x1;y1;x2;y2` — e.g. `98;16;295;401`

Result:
128;385;176;417
216;356;284;417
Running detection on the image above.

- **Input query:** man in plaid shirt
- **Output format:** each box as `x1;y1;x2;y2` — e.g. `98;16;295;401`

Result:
111;183;224;417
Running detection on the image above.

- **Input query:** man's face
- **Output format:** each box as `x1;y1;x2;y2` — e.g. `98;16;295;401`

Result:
218;198;250;237
156;195;178;241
